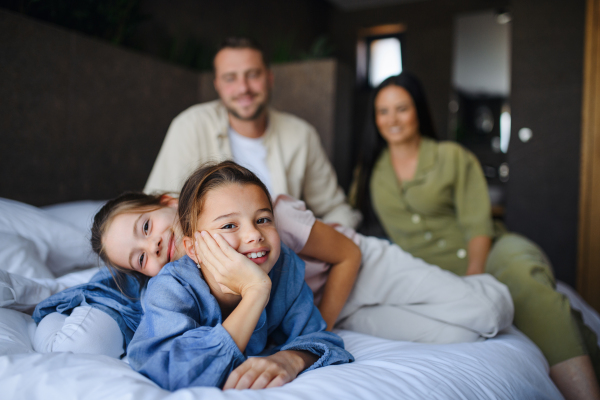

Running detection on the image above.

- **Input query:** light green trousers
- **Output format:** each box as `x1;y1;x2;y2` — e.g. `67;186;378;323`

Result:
486;233;599;376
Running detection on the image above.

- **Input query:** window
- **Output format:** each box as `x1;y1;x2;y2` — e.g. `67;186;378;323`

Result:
369;37;402;87
357;24;406;88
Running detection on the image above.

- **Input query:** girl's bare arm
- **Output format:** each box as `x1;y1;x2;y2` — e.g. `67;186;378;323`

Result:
299;221;361;330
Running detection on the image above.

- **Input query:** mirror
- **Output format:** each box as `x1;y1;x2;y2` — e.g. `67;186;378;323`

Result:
449;9;512;215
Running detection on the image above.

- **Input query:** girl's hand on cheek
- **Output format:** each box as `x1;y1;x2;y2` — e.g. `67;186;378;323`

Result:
195;231;271;297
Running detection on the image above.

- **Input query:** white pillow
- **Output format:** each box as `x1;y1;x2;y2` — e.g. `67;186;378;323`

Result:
42;200;106;236
0;198;98;276
0;233;54;279
0;308;35;356
0;268;99;313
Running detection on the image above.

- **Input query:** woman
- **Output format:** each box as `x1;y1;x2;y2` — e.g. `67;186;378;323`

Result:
353;72;600;400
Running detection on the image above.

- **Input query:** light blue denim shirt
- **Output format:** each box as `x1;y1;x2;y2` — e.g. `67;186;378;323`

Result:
127;243;354;391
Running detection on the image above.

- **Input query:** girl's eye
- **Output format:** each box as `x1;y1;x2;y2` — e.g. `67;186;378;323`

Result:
222;223;236;229
139;253;145;269
257;217;271;224
143;220;149;235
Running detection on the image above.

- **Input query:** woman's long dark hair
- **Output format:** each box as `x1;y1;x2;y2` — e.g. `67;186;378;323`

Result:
355;72;437;230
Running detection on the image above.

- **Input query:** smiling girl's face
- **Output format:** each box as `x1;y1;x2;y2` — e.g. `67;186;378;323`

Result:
194;183;280;275
102;181;279;279
104;203;186;277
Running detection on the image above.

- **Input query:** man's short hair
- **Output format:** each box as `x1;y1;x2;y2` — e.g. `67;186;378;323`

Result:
213;37;269;70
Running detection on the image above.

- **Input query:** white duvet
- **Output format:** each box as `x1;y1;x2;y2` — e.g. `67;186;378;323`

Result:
0;306;562;400
0;198;571;399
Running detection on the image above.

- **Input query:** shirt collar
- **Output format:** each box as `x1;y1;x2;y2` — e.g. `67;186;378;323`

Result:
414;136;437;179
215;100;272;140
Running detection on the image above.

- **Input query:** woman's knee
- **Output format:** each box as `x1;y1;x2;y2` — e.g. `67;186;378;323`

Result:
486;234;555;294
339;305;484;344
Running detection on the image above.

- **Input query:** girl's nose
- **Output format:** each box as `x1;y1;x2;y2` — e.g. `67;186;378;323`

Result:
152;236;162;257
243;225;263;243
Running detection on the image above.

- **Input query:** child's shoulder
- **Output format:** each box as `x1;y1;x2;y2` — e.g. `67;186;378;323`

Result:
145;256;214;307
277;243;305;270
151;256;203;287
270;243;306;289
161;255;194;271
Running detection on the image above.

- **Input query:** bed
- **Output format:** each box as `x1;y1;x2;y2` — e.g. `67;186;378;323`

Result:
2;197;595;400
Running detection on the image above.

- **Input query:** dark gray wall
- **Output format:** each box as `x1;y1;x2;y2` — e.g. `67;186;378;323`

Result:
507;0;585;285
0;10;200;206
128;0;332;67
1;10;352;207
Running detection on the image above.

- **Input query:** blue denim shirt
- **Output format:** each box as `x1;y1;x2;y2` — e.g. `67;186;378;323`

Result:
33;267;144;347
127;243;354;391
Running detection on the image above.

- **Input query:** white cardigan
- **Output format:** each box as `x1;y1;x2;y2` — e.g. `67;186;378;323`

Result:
144;100;361;228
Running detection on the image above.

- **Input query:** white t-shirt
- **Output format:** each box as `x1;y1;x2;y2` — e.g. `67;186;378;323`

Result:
228;127;274;196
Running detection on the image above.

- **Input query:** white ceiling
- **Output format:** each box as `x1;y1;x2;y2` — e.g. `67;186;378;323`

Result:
326;0;429;11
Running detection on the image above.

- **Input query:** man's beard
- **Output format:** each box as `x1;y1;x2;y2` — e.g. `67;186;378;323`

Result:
225;93;269;121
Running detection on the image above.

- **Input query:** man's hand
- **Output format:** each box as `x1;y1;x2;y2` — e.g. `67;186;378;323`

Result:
223;350;317;390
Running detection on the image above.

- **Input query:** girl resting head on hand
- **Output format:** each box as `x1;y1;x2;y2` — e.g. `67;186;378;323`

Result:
125;160;352;390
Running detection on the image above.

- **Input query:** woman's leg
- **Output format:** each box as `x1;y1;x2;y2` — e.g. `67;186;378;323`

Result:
486;233;600;399
337;235;513;342
337;304;482;343
33;306;125;358
550;356;600;400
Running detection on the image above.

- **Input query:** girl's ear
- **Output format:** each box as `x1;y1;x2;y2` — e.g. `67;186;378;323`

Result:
183;236;199;261
160;195;179;208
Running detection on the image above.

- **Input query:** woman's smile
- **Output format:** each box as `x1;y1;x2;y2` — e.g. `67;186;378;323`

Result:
375;84;420;146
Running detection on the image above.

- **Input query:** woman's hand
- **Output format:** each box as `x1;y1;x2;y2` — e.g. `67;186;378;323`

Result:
223;350;318;390
194;231;271;297
465;235;492;275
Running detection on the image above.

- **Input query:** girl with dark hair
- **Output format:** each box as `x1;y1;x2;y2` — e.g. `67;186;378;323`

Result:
355;71;600;399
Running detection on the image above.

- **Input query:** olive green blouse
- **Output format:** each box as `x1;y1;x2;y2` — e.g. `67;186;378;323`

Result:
371;137;494;275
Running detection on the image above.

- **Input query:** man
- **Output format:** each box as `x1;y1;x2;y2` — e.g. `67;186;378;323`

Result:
144;37;361;228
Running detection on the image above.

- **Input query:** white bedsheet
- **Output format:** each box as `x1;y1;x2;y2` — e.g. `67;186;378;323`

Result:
0;198;566;399
0;305;562;400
